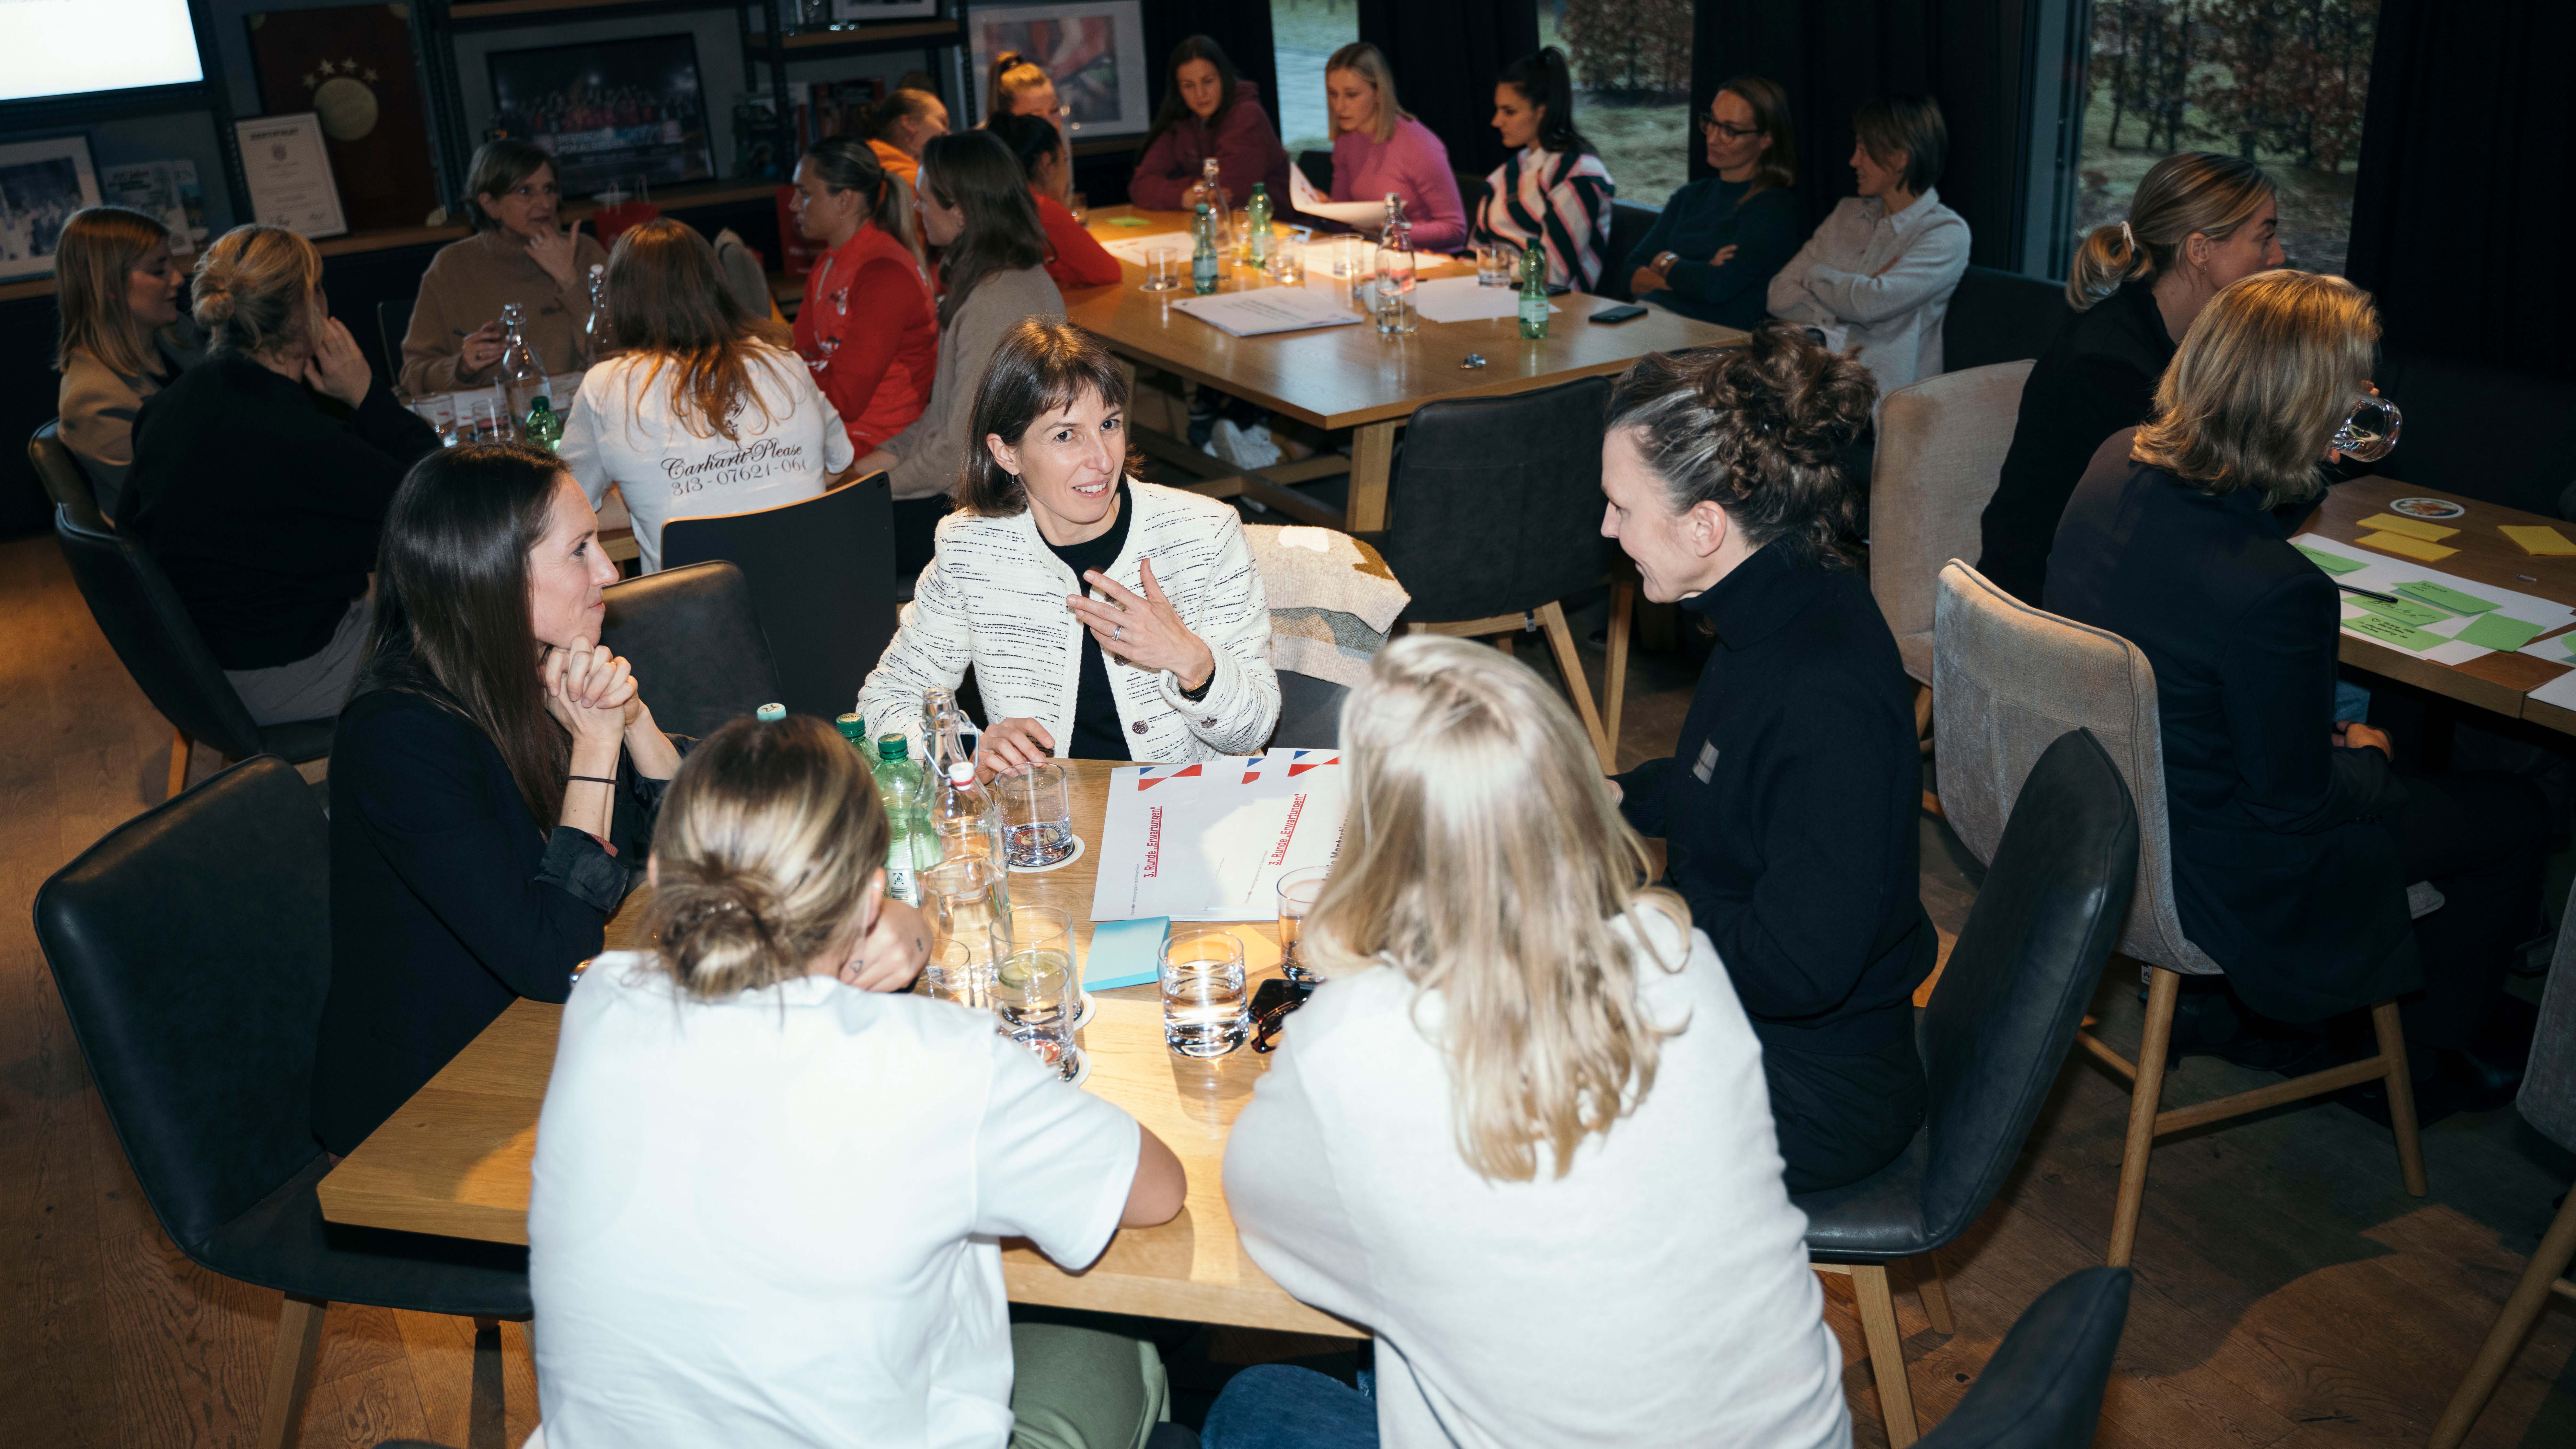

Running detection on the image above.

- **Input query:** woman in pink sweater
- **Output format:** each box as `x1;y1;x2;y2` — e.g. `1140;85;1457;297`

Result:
1127;36;1292;212
1323;42;1467;252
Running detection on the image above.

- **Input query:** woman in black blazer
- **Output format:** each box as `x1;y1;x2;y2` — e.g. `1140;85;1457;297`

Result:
1976;152;2281;603
2046;271;2544;1117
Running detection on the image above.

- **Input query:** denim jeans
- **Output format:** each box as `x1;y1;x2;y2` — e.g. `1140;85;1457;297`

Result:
1201;1365;1379;1449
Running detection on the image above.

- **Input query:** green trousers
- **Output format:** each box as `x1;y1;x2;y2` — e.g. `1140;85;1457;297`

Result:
1008;1323;1171;1449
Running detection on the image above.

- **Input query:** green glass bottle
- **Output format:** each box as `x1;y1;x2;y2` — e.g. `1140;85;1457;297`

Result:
835;712;867;753
1191;202;1220;295
523;395;564;452
1246;183;1272;267
874;735;929;905
1516;243;1550;340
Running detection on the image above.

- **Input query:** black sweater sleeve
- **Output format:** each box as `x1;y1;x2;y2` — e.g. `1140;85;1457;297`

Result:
2223;570;2408;836
1662;189;1802;312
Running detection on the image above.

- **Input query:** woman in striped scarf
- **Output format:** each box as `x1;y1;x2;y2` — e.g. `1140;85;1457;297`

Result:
1468;47;1615;291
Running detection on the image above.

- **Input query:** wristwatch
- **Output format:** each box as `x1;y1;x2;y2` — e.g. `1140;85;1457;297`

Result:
1652;251;1680;277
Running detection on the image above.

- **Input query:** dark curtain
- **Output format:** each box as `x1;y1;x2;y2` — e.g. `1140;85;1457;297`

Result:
1357;0;1543;181
1137;1;1281;135
1690;1;2034;271
2347;0;2574;376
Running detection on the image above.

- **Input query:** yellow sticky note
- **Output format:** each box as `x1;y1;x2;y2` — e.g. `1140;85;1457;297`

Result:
2501;524;2576;557
2355;530;2460;562
2357;513;2460;541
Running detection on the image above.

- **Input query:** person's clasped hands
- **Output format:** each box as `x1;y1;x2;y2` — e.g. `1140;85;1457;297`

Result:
542;638;639;741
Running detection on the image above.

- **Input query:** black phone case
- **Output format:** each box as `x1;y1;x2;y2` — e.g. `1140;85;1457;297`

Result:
1591;305;1649;323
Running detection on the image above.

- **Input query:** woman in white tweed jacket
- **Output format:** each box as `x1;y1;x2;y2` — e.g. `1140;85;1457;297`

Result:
858;320;1278;769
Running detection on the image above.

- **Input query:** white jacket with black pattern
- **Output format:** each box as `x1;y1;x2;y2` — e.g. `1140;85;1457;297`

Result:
857;478;1280;764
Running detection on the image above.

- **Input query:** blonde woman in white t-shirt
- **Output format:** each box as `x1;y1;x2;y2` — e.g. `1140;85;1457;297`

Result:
1212;636;1851;1449
527;713;1189;1449
557;218;857;573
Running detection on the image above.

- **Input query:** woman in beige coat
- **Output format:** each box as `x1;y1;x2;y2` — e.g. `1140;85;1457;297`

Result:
53;205;201;514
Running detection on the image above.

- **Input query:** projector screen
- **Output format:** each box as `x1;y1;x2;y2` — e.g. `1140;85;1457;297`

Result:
0;0;205;104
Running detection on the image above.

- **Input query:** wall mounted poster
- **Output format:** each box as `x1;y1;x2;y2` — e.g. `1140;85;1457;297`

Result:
969;1;1149;139
247;5;443;231
99;159;210;254
236;112;350;239
0;135;102;280
487;34;716;200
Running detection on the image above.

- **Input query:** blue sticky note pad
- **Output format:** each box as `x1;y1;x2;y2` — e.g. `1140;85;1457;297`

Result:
1086;917;1170;991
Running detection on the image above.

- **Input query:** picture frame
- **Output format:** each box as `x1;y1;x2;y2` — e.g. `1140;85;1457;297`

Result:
968;0;1150;140
486;33;716;201
0;134;103;281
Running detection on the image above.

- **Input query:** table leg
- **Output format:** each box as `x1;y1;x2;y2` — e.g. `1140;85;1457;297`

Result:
1347;421;1399;532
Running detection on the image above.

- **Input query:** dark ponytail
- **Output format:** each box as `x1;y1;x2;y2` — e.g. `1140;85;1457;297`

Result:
801;133;918;257
1498;47;1593;158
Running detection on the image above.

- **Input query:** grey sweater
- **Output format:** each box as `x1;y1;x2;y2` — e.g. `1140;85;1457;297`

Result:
877;265;1064;500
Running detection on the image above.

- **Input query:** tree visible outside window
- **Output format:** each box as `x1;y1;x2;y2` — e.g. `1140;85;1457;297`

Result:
1545;0;1693;207
2082;0;2377;276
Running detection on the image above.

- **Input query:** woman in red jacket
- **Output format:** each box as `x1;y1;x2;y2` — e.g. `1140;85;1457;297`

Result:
988;112;1120;290
787;136;936;455
1127;36;1292;213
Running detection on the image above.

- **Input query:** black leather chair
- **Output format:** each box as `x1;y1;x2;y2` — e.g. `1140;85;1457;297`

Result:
31;418;109;529
1361;375;1630;768
1595;199;1663;301
34;757;530;1448
1942;265;2072;373
660;475;900;722
376;297;415;384
53;506;335;800
1915;1267;2132;1448
1801;728;2139;1446
1269;670;1348;749
599;559;782;740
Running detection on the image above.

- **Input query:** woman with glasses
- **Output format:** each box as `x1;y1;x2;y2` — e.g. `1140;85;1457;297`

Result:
1468;48;1615;290
399;138;608;397
1623;75;1802;326
2048;271;2546;1122
1206;636;1849;1449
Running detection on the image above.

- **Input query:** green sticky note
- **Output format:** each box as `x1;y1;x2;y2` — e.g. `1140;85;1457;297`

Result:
2296;545;2369;575
1111;215;1150;227
2394;579;2499;615
2350;594;2450;627
2343;611;2447;650
2456;613;2544;651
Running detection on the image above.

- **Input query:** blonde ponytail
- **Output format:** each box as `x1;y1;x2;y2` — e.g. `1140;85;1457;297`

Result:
2065;219;2151;311
191;223;323;359
2065;151;2275;313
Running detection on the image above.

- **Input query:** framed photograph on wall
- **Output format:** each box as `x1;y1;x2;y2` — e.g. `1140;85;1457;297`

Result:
0;135;102;280
486;33;716;200
968;1;1150;139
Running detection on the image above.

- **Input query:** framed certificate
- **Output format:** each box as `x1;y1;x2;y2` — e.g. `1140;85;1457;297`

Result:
234;112;348;239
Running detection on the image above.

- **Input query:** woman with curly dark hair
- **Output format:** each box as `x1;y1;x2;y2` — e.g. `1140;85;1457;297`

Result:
1600;323;1937;1192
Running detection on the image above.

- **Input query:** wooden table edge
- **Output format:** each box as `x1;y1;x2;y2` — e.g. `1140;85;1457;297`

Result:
1001;1256;1365;1339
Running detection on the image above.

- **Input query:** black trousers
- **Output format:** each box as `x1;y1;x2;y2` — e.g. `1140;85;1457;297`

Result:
2391;770;2549;1049
1764;1022;1926;1195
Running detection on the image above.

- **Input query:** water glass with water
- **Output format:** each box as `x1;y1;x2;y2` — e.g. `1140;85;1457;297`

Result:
2331;394;2402;462
1274;867;1330;985
1141;244;1182;292
1161;928;1249;1057
925;937;989;1010
999;762;1075;868
1476;241;1517;286
991;907;1078;1080
1267;234;1305;285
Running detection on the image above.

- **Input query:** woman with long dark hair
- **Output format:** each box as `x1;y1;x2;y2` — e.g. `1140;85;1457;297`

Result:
989;111;1121;289
1469;47;1615;290
52;204;200;513
317;443;931;1155
785;135;937;461
854;130;1064;579
1127;34;1291;213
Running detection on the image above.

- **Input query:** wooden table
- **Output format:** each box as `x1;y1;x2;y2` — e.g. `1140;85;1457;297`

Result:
1063;206;1747;532
2301;476;2576;733
315;760;1359;1338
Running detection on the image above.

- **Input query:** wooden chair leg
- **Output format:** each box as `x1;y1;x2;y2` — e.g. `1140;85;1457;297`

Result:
2370;999;2430;1196
1851;1263;1920;1447
256;1293;327;1449
2427;1183;2576;1449
2107;967;2179;1268
167;727;193;802
1604;577;1634;765
1912;680;1934;755
1911;1249;1954;1336
1536;601;1613;770
1493;634;1513;657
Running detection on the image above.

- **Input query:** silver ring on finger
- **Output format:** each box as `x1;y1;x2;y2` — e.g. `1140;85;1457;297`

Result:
1113;623;1124;642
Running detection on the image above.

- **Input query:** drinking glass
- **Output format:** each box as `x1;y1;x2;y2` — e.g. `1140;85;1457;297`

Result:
1231;209;1254;263
920;856;1003;973
1274;867;1330;985
1267;235;1305;285
1476;241;1517;286
924;937;989;1010
1140;244;1182;292
991;907;1078;1080
1161;928;1249;1057
2331;394;2402;462
999;762;1075;868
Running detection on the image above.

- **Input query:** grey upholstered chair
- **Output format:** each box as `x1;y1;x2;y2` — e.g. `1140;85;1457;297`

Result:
2427;884;2576;1448
1930;560;2428;1268
1869;362;2033;772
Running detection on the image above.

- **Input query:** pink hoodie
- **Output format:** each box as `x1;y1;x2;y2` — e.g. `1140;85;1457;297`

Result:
1330;116;1468;252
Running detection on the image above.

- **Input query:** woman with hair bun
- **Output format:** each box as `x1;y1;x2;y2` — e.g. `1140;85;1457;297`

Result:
1976;151;2283;602
1599;323;1937;1193
52;204;201;513
1469;47;1615;289
527;712;1189;1449
120;223;439;726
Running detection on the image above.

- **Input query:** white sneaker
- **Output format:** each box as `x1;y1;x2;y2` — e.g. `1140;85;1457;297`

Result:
1206;418;1284;469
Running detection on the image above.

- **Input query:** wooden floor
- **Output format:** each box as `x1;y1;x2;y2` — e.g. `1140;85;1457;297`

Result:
5;530;2574;1447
